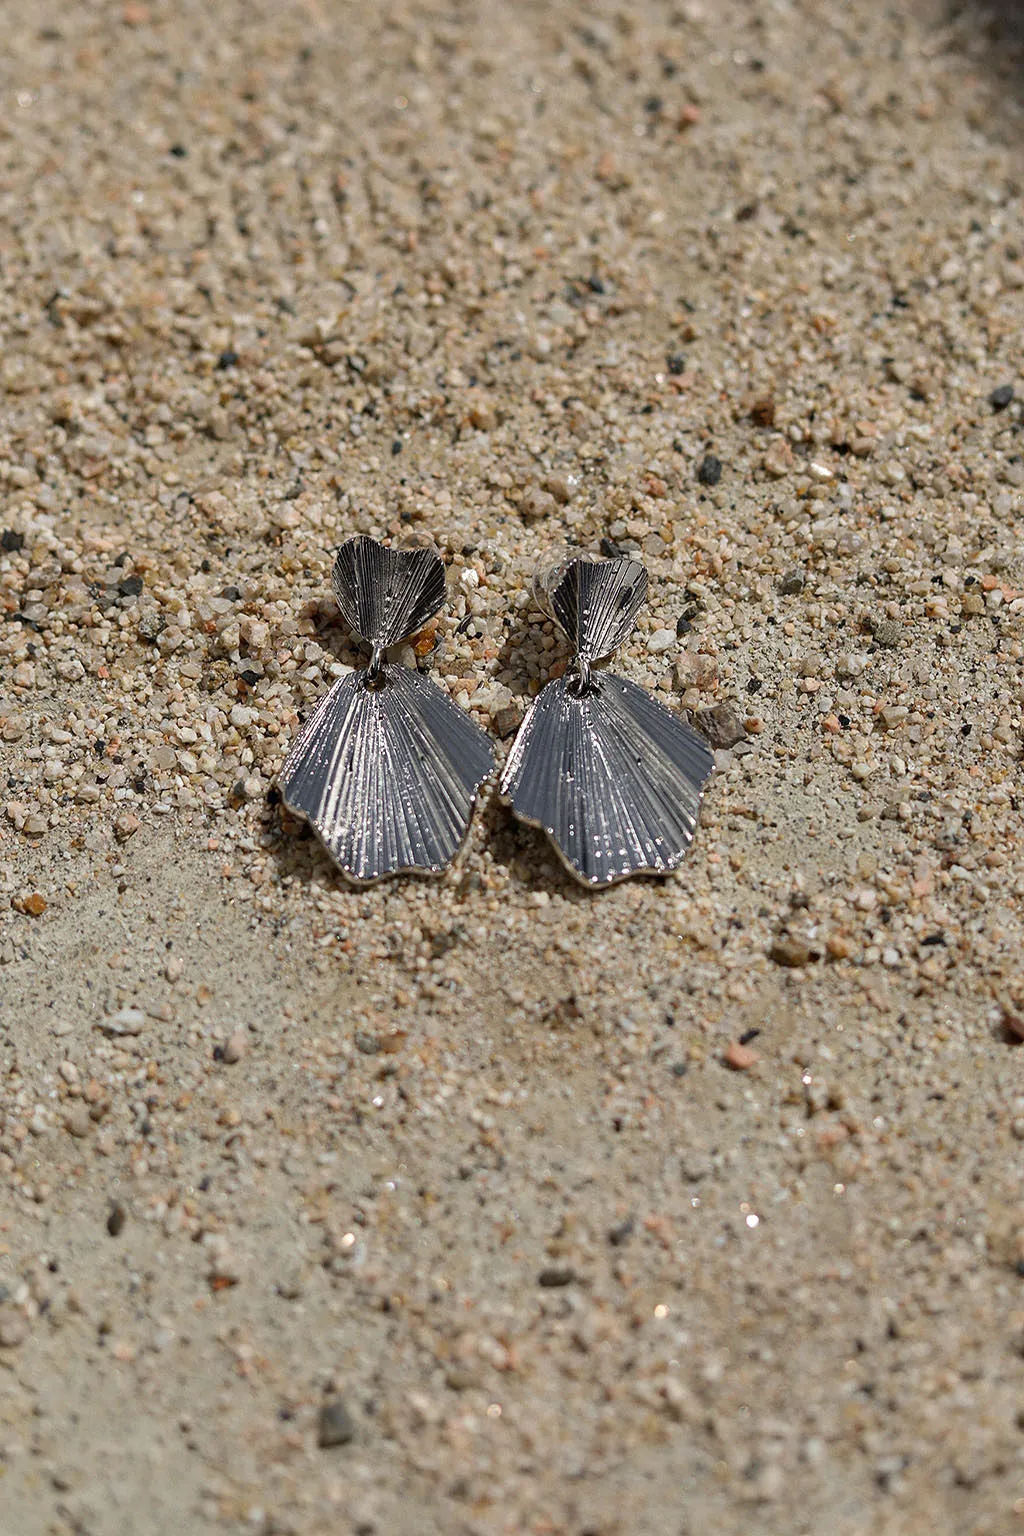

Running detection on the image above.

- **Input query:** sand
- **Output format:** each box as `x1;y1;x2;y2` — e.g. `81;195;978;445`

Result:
1;0;1024;1532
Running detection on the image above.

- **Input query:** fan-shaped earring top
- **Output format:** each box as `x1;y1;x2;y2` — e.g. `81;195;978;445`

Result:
501;553;714;888
535;552;648;663
279;535;495;883
331;535;446;654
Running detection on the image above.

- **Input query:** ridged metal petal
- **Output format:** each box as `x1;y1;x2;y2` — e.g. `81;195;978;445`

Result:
331;535;446;648
280;666;495;882
536;555;648;661
501;673;714;887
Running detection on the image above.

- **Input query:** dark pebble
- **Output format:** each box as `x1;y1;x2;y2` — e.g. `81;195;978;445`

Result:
693;703;747;750
600;536;624;558
871;618;902;649
670;1061;689;1078
769;936;815;968
317;1397;355;1449
1002;1004;1024;1044
117;574;144;598
137;612;164;642
777;570;805;595
697;454;722;486
493;706;524;740
538;1265;577;1288
227;780;249;807
666;351;687;375
1;529;25;553
391;439;403;455
107;1202;127;1237
607;1216;635;1247
749;395;776;427
990;383;1014;411
216;348;239;370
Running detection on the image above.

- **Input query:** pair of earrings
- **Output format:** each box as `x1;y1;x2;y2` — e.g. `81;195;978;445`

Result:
278;536;714;889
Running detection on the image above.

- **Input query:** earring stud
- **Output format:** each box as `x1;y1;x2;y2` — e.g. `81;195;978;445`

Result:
500;552;714;887
279;535;495;883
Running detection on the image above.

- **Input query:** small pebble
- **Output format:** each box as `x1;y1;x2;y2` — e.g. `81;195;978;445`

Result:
540;473;573;504
114;813;141;842
519;487;557;523
607;1216;635;1247
749;395;776;427
990;383;1014;411
494;707;524;739
693;704;747;750
871;619;902;649
697;454;722;486
1002;1005;1024;1044
763;440;794;477
222;1028;248;1064
0;1308;28;1349
317;1397;355;1448
769;937;815;968
99;1008;146;1037
724;1042;759;1071
646;628;676;654
538;1265;577;1288
64;1104;92;1139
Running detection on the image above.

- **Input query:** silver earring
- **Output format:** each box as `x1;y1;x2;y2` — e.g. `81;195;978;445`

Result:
279;535;495;882
500;553;714;887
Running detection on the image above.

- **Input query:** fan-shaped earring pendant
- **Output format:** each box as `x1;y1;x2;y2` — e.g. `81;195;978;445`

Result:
279;535;496;883
501;553;714;888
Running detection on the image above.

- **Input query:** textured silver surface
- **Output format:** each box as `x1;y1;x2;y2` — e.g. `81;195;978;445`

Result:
504;552;713;886
501;672;714;887
280;534;494;881
536;554;648;660
331;535;446;648
280;663;495;883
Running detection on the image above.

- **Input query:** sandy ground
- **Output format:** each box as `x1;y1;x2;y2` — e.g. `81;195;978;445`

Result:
2;0;1024;1532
